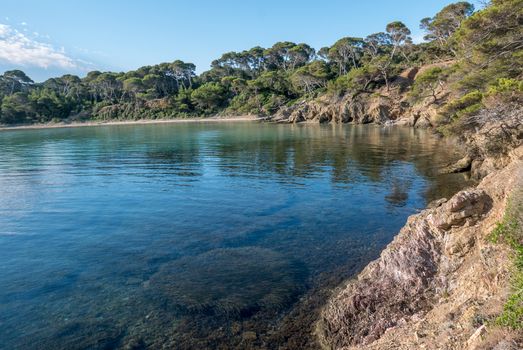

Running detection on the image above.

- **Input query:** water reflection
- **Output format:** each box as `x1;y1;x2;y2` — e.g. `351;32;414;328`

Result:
0;122;473;349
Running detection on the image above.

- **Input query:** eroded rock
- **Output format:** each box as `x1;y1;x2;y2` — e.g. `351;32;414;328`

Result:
441;155;473;174
430;189;491;230
317;159;523;350
318;189;493;348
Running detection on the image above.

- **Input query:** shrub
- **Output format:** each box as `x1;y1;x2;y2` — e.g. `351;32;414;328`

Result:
441;90;483;121
487;78;523;95
410;67;445;102
484;78;523;105
489;190;523;330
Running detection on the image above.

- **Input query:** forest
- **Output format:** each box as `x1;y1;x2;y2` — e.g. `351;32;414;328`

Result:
0;0;521;132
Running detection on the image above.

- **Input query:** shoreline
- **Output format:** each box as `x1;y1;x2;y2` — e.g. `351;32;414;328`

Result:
0;115;263;132
318;146;523;349
2;108;520;348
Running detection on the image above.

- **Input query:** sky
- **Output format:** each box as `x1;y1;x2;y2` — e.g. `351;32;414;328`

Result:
0;0;484;82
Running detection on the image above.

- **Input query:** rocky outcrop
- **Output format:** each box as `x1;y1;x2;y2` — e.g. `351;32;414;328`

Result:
459;102;523;179
441;155;473;174
317;153;523;350
271;64;453;128
272;90;409;126
269;63;523;349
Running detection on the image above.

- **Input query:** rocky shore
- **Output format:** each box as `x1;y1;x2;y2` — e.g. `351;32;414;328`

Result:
269;66;443;128
316;147;522;350
267;65;523;349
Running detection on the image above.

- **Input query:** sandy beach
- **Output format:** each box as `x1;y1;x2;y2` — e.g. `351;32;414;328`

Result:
0;115;263;132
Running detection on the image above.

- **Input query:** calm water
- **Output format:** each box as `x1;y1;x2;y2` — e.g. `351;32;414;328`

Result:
0;122;471;349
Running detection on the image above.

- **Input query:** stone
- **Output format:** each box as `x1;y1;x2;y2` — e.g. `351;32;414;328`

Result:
242;331;257;341
318;187;495;348
427;198;448;209
441;156;472;174
414;116;432;129
466;325;487;348
430;190;491;231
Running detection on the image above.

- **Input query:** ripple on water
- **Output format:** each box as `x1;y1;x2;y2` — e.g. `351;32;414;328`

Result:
0;123;474;348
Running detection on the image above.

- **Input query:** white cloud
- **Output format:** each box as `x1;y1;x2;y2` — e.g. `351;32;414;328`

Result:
411;33;427;44
0;25;8;36
0;23;76;69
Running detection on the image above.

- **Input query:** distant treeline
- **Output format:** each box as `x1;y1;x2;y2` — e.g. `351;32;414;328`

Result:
0;0;521;125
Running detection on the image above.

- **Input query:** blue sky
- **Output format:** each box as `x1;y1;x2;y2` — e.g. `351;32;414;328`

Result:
0;0;483;81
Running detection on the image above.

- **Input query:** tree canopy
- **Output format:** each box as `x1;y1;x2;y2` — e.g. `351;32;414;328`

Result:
1;1;519;126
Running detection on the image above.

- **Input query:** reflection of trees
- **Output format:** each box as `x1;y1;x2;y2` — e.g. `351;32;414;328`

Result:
144;146;202;178
87;125;204;178
385;178;411;207
2;123;472;201
213;124;471;203
0;124;206;179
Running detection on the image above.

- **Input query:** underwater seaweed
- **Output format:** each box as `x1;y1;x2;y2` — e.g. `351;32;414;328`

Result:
148;247;306;316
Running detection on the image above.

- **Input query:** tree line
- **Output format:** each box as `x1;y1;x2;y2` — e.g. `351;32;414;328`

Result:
1;0;520;125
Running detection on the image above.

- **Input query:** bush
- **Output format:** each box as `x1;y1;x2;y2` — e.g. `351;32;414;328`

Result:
489;190;523;330
485;78;523;105
441;90;483;121
410;67;445;102
488;78;523;95
327;74;352;95
327;65;381;95
191;82;228;114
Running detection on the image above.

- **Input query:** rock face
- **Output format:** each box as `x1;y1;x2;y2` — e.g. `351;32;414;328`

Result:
270;64;453;127
430;190;491;231
459;102;523;179
317;155;523;350
441;155;473;174
272;91;407;126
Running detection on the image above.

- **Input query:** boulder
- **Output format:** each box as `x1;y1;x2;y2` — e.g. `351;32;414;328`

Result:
414;116;432;129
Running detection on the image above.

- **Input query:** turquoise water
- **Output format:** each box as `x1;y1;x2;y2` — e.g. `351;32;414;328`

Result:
0;122;471;349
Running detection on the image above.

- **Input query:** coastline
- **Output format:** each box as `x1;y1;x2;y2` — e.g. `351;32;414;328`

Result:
0;115;263;132
318;146;523;349
2;108;520;348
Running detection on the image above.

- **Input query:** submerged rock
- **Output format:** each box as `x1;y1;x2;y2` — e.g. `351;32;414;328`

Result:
148;247;305;316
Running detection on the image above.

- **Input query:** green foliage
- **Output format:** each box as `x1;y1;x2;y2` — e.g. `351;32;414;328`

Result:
327;37;365;75
441;90;483;121
386;21;411;44
0;1;519;125
291;61;332;94
172;88;193;114
420;2;474;56
191;82;227;114
1;93;32;124
29;88;72;122
410;67;445;101
452;0;523;91
487;78;523;96
328;65;381;94
489;191;523;330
